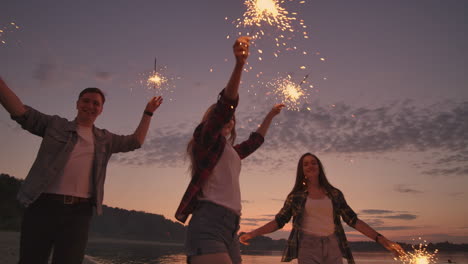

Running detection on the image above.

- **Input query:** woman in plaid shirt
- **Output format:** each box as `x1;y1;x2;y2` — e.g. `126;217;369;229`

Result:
175;36;284;264
240;153;404;264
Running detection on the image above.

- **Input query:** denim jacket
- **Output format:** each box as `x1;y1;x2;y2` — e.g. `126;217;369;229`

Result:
12;106;141;215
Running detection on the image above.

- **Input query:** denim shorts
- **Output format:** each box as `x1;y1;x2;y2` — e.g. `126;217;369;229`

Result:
185;201;241;264
298;232;343;264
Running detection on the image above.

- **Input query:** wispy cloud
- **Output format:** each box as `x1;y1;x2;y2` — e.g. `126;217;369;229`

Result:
361;209;395;215
380;214;417;220
32;58;113;86
394;184;423;194
360;209;418;220
111;100;468;178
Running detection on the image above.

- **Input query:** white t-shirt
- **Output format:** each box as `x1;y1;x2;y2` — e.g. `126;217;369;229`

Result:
301;196;335;236
46;125;94;198
200;141;242;215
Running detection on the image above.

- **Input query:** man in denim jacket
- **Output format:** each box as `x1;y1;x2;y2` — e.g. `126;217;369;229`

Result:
0;77;163;264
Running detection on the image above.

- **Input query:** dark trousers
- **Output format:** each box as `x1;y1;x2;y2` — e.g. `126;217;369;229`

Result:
18;196;93;264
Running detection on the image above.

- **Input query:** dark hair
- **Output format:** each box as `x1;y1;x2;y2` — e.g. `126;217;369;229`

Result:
289;153;336;195
187;103;237;178
78;87;106;104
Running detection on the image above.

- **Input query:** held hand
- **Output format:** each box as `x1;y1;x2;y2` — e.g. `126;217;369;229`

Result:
145;96;163;113
269;103;285;117
239;232;254;246
233;36;251;65
379;237;405;257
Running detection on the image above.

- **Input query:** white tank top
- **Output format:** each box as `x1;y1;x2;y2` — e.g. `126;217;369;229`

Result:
301;196;335;236
200;141;242;215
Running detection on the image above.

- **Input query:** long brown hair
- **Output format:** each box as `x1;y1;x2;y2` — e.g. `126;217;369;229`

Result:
289;153;335;195
187;104;237;177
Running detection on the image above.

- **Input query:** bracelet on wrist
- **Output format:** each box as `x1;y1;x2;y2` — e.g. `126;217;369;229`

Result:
144;111;153;117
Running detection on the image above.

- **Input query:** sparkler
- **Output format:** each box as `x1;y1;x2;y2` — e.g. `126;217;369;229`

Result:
267;73;311;111
147;58;168;96
396;238;438;264
137;57;177;101
228;0;309;61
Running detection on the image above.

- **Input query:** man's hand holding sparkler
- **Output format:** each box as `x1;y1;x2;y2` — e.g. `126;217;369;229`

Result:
233;36;251;65
134;96;163;145
145;96;163;114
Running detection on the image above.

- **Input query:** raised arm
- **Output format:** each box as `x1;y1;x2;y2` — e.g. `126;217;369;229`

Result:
133;96;163;145
239;220;279;245
256;103;285;137
0;77;27;117
224;36;250;101
354;219;404;256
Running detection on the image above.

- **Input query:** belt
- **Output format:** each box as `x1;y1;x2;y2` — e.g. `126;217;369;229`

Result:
40;193;91;205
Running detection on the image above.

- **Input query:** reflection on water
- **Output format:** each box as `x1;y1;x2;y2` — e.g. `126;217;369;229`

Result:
85;240;468;264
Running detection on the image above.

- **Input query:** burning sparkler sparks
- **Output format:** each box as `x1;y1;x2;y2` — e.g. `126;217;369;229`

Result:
396;238;438;264
136;58;178;101
266;74;311;111
228;0;309;62
0;22;20;45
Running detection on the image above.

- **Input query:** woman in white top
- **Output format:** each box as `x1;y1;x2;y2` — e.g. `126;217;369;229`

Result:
240;153;404;264
175;36;284;264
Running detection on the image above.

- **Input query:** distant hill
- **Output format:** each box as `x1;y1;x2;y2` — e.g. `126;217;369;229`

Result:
1;173;467;252
91;205;185;242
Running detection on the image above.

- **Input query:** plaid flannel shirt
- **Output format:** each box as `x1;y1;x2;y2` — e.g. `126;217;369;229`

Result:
175;89;265;223
275;188;358;263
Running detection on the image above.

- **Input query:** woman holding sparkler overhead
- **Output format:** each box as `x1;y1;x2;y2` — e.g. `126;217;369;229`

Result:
175;36;284;264
239;153;405;264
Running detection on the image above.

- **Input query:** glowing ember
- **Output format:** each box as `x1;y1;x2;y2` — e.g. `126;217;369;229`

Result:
396;238;438;264
147;72;167;88
0;22;20;45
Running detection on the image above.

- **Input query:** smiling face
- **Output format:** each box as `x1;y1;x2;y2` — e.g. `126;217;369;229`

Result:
76;92;104;126
303;154;319;182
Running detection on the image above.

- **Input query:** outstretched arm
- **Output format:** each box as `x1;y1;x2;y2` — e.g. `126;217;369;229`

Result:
256;103;285;137
354;219;405;256
0;77;27;117
133;96;163;145
224;36;250;101
239;220;279;245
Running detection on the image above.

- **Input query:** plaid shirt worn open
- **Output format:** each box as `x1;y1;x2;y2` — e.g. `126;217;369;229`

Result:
175;90;264;223
275;188;358;263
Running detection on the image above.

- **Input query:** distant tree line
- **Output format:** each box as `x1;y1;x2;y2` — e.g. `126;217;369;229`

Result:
1;173;467;252
0;173;185;242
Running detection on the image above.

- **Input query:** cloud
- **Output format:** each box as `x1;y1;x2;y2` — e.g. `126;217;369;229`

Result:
380;214;417;220
359;209;418;220
360;209;395;215
33;62;57;83
394;184;423;194
110;100;468;178
95;71;113;81
271;198;285;202
32;58;112;86
111;122;193;167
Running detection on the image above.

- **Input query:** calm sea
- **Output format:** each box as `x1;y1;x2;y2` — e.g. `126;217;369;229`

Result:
85;240;468;264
